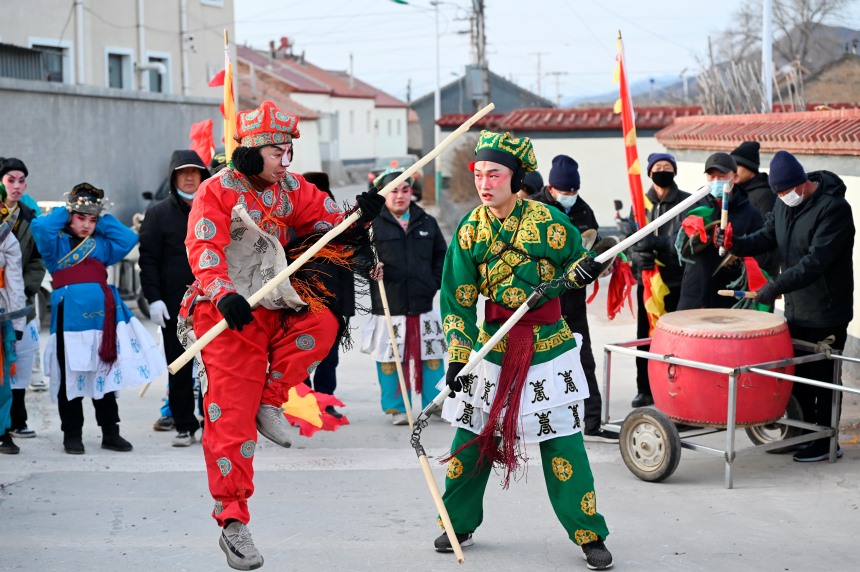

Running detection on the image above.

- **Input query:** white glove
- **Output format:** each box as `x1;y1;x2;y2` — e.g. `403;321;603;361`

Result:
149;300;170;328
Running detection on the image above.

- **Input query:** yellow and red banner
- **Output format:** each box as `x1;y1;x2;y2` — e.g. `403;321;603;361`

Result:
208;30;238;163
613;33;666;333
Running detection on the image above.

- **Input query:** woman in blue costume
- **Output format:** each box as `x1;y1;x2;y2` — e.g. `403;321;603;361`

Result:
32;183;167;454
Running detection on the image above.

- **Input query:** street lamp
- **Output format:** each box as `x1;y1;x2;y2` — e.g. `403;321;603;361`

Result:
392;0;444;209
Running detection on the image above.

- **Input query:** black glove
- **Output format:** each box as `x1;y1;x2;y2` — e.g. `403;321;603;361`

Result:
14;330;23;341
216;293;254;331
446;362;467;397
354;189;385;224
568;255;602;288
755;282;779;307
632;234;670;253
635;249;656;271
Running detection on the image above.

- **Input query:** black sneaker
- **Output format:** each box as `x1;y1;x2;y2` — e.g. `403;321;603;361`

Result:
0;432;20;455
102;427;133;452
152;416;175;432
583;429;620;443
582;539;613;570
631;393;654;407
434;531;474;552
793;442;843;463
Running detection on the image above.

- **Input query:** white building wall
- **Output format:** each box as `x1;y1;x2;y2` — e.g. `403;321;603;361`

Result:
6;0;234;97
373;108;408;158
291;92;332;113
290;118;322;173
334;96;375;162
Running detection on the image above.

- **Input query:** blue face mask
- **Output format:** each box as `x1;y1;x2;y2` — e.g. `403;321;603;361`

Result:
177;189;195;201
555;193;578;209
708;179;730;199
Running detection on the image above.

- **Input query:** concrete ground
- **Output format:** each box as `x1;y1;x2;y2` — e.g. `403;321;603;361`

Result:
1;189;857;571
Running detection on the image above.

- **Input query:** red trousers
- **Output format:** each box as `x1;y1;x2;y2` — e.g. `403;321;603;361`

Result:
194;302;338;526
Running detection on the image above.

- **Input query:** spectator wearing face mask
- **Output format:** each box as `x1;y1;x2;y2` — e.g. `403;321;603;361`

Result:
533;155;615;442
626;153;689;408
675;152;764;311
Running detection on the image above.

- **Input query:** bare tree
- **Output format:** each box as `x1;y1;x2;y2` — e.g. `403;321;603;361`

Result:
717;0;852;66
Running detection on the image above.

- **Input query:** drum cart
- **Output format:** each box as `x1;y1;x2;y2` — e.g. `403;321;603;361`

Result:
600;337;860;489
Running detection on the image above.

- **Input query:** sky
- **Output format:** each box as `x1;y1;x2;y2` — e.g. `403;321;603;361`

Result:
233;0;860;105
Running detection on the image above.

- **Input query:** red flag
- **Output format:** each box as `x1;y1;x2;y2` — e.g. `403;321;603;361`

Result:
743;257;768;292
208;68;225;87
189;118;214;166
282;383;349;438
607;258;636;320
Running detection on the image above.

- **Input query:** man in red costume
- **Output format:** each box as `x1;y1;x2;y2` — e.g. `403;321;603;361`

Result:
181;100;383;570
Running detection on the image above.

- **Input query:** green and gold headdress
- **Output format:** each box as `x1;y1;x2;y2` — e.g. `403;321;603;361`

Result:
473;130;538;173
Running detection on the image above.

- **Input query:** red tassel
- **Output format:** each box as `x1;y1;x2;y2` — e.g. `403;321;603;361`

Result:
98;282;118;364
401;315;423;394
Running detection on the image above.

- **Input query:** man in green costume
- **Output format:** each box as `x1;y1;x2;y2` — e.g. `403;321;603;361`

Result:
434;130;613;570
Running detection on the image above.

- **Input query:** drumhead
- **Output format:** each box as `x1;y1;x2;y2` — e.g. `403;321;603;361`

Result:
656;309;786;333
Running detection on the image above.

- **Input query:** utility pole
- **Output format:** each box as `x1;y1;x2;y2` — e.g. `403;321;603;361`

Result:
530;52;549;98
762;0;773;113
545;71;568;107
406;77;411;104
470;0;489;109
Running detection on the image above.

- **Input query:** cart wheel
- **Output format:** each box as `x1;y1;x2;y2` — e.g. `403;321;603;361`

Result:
744;394;804;454
619;407;682;482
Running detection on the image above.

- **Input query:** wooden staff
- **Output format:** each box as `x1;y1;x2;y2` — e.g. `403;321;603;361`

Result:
717;289;757;299
168;103;496;374
718;185;730;257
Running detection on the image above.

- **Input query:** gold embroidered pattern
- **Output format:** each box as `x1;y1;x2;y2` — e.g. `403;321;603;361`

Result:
552;457;573;481
450;347;471;362
457;224;475;249
574;530;599;546
380;362;396;375
547;223;567;250
446;457;464;479
539;258;556;281
503;215;519;232
443;314;465;334
501;287;527;308
534;327;574;352
581;491;596;516
426;359;442;371
455;284;478;307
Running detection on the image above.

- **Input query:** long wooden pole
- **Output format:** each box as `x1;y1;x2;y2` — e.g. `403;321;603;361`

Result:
168;103;496;374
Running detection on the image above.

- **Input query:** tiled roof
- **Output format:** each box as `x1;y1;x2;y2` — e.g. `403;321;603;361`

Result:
236;71;320;120
656;107;860;156
436;106;702;131
237;45;330;94
436;113;506;128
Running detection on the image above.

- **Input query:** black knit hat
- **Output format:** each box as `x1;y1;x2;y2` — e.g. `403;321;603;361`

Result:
0;157;28;179
548;155;581;191
769;150;808;193
730;141;760;172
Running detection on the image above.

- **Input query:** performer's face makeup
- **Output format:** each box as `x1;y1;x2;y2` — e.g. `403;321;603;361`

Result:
474;160;517;218
69;212;97;237
385;182;412;216
1;170;27;204
260;144;292;183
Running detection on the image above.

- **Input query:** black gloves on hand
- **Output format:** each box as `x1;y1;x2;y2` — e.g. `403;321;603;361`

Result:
354;189;385;224
633;234;670;253
636;250;656;271
14;330;23;341
446;362;467;397
755;282;779;307
568;255;602;288
217;293;254;331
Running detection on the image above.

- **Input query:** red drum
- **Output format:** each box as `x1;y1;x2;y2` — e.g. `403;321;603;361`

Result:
648;309;794;427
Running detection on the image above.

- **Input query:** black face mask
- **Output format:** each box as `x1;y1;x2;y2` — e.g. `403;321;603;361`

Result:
651;171;675;188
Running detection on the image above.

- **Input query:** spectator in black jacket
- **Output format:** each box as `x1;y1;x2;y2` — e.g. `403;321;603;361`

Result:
138;150;210;447
719;151;854;462
676;152;763;310
361;168;448;426
627;153;690;407
730;141;780;278
533;155;615;441
300;171;355;419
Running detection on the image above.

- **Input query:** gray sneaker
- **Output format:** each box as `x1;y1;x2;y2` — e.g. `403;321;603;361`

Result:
172;431;196;447
255;404;292;448
219;521;264;570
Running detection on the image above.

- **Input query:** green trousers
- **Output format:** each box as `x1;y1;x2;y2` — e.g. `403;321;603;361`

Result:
440;428;609;545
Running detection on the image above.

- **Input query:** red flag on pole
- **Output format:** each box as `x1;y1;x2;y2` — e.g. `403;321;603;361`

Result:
613;32;666;332
189;118;214;166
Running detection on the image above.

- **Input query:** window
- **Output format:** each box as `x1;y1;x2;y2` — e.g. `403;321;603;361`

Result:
147;53;170;93
29;38;73;84
349;110;354;134
397;119;401;136
201;0;224;6
367;110;372;134
388;119;392;136
105;49;133;89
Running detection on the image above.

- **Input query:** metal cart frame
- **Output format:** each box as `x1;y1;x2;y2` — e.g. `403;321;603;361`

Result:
600;337;860;488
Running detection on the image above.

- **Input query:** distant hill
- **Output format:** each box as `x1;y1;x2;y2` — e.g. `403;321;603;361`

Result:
562;23;860;107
